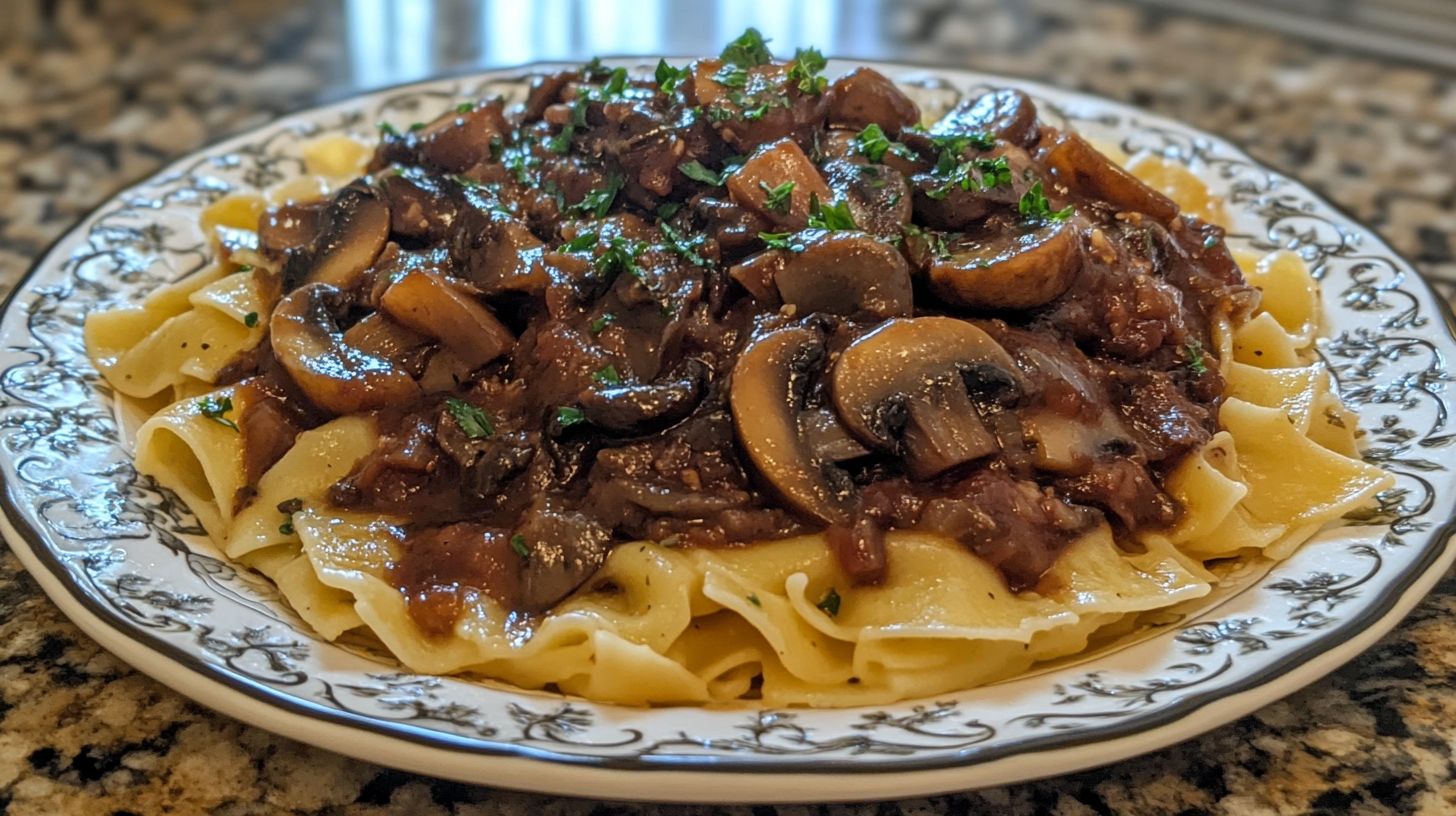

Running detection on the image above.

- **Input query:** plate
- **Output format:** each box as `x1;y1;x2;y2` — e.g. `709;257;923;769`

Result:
4;60;1453;803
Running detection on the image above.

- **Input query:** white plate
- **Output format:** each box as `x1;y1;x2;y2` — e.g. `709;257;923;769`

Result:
3;60;1453;803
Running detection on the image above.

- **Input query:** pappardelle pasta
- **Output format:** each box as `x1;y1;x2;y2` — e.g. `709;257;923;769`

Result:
86;33;1391;706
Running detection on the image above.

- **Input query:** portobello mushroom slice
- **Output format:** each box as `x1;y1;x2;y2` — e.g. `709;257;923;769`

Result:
280;180;390;291
1042;132;1179;223
729;326;854;525
773;230;914;319
270;283;420;415
927;220;1081;310
931;88;1040;147
832;317;1022;479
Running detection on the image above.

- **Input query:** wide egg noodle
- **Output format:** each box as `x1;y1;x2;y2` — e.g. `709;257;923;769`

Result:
132;385;248;539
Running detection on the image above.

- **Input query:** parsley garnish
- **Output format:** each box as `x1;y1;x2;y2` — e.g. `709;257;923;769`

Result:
562;231;599;253
747;593;762;607
853;123;912;163
816;587;841;617
408;122;425;132
593;364;623;386
659;222;710;266
555;406;586;428
279;521;295;536
455;101;475;114
602;67;629;98
581;57;610;80
445;397;494;439
966;132;996;150
510;534;530;560
656;202;681;221
712;63;748;89
244;311;259;328
655;59;690;94
197;395;238;432
926;156;1012;200
1017;180;1075;223
546;94;590;154
594;237;642;283
759;231;795;250
1185;340;1208;375
589;313;616;334
720;28;773;67
377;121;400;138
760;180;795;214
786;47;828;95
572;174;623;217
679;160;729;186
806;194;858;231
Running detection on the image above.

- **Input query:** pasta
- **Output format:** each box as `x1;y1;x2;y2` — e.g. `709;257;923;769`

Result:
87;40;1392;708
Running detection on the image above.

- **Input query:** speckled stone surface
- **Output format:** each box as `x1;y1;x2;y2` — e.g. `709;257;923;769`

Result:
1;1;1454;814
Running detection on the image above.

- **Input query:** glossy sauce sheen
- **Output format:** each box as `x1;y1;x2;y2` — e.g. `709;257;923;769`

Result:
223;45;1253;637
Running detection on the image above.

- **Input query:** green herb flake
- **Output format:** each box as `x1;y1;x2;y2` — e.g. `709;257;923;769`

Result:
279;521;295;536
594;237;642;283
556;406;586;428
408;122;425;132
197;395;239;432
603;66;630;98
1017;180;1075;223
593;364;623;386
747;593;762;607
236;264;255;272
445;397;495;439
581;57;609;80
455;101;476;114
679;160;727;186
562;231;599;254
244;312;259;328
376;121;400;138
589;313;616;334
720;28;773;67
760;180;795;214
659;221;710;267
786;47;828;95
759;231;795;250
451;174;480;189
656;202;682;221
572;174;623;217
712;63;748;89
816;587;842;617
654;59;689;94
510;534;530;560
1185;340;1208;376
967;131;997;150
854;123;893;163
806;194;859;231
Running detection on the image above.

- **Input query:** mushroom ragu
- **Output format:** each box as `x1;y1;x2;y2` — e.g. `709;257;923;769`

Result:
216;34;1255;636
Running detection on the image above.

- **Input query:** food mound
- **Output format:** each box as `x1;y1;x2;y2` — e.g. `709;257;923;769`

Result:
86;31;1392;706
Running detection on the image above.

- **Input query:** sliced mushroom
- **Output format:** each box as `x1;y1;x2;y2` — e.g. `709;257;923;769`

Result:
725;138;833;229
821;158;912;238
257;201;324;260
513;495;614;613
774;230;914;319
269;283;420;415
729;326;854;525
824;67;921;134
280;180;390;291
832;317;1022;479
928;220;1081;310
381;168;457;241
931;88;1039;147
341;312;432;375
1042;132;1179;222
451;204;549;296
802;407;871;462
378;269;514;369
578;359;707;433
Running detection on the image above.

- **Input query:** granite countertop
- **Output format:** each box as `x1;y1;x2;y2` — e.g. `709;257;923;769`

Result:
1;1;1454;813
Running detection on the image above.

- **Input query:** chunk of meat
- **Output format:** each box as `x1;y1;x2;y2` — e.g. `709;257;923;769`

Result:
725;138;832;229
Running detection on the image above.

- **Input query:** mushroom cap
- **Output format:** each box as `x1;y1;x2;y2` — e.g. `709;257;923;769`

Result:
774;230;914;320
931;88;1040;148
280;180;390;291
729;326;853;525
1042;132;1179;222
928;219;1081;310
831;316;1020;451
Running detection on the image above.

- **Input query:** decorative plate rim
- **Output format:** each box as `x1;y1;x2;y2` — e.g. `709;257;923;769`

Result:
3;59;1453;803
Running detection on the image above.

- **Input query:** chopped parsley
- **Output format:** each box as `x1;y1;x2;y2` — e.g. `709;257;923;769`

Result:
445;397;495;439
197;395;238;431
816;587;842;617
659;221;710;266
279;521;295;536
655;59;690;94
555;406;586;428
903;223;950;259
656;202;682;221
571;174;623;217
581;57;610;80
786;47;828;94
602;66;630;98
377;121;400;138
712;63;748;89
594;237;642;283
854;123;912;163
593;364;623;386
457;101;477;114
746;593;762;607
926;155;1012;200
510;534;530;560
589;313;616;334
720;28;773;67
451;174;480;188
1185;340;1208;375
1017;180;1075;223
806;194;858;231
760;180;795;214
562;230;599;253
759;231;798;251
409;122;425;132
679;160;730;186
244;311;259;328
